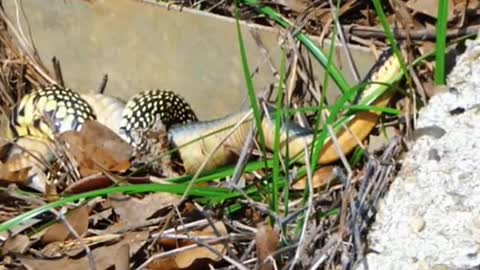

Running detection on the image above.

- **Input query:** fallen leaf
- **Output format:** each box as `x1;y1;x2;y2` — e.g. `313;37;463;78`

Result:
149;221;228;270
0;162;30;183
0;112;10;149
2;234;30;254
60;120;133;177
109;193;181;232
292;166;336;190
42;205;90;245
406;0;455;21
19;231;148;270
255;224;279;270
114;243;130;270
390;0;417;29
0;137;54;190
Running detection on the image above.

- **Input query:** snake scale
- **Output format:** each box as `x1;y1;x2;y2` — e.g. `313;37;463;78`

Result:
3;50;402;192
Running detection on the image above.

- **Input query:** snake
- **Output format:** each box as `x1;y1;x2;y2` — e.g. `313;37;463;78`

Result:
3;49;402;191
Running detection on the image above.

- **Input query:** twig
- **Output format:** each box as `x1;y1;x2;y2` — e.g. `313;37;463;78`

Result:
328;0;361;82
8;189;97;270
52;57;64;87
136;234;249;270
344;24;480;41
97;74;108;94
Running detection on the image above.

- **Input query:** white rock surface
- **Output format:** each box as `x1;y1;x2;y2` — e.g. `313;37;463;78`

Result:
361;36;480;270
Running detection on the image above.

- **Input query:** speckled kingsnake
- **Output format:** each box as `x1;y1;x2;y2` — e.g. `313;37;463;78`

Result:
7;49;402;177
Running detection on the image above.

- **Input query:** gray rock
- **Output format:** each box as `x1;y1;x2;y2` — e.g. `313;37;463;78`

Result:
360;35;480;270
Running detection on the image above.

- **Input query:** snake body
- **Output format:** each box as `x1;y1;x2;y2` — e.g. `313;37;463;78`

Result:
5;50;402;190
170;50;401;173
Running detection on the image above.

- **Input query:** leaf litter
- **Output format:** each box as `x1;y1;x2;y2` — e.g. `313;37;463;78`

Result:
0;0;474;269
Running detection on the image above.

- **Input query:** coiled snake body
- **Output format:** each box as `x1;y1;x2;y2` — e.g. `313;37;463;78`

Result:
5;50;402;191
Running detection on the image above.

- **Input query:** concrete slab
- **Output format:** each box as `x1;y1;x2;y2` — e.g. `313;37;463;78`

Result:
4;0;377;119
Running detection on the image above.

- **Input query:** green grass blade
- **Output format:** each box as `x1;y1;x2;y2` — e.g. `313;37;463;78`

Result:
234;0;268;163
371;0;409;85
310;20;340;173
435;0;449;85
0;183;239;234
271;51;287;215
240;0;351;94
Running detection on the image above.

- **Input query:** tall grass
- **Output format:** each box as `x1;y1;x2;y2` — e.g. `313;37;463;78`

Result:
435;0;449;85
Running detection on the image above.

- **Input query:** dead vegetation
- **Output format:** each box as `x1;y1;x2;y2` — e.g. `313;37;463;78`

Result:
0;0;476;269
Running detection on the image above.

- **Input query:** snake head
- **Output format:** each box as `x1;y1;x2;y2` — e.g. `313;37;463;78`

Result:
118;89;198;152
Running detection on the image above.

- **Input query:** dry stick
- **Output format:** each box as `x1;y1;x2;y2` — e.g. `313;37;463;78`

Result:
0;137;55;173
407;65;423;132
288;122;314;270
151;232;253;242
136;234;250;270
15;0;40;61
0;39;18;106
182;109;254;200
249;28;280;81
8;189;97;270
97;74;108;94
285;31;322;104
52;57;64;87
205;0;228;12
306;235;340;269
286;38;299;106
326;125;353;176
327;0;361;83
408;59;427;105
318;0;356;44
221;26;288;186
349;182;367;269
229;88;274;186
229;127;255;186
0;8;56;84
352;138;401;268
193;202;240;261
344;24;480;41
151;219;210;238
13;0;28;51
371;138;401;205
239;239;256;262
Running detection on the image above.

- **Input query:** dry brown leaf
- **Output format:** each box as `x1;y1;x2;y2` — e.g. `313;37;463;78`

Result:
0;113;10;148
0;162;30;183
149;221;228;270
109;193;181;232
390;0;417;29
175;221;227;269
0;136;54;186
42;205;90;245
147;257;179;270
292;166;336;190
60;120;133;177
114;243;130;270
42;234;122;258
256;224;279;270
19;231;148;270
273;0;309;13
406;0;455;21
2;234;30;254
